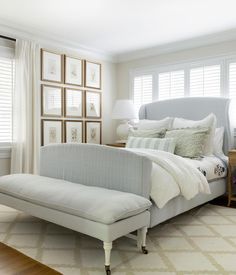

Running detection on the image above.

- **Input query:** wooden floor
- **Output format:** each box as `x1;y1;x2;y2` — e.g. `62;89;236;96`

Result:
0;242;61;275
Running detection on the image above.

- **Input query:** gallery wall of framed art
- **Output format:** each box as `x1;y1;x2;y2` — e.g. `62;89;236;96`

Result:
40;48;102;146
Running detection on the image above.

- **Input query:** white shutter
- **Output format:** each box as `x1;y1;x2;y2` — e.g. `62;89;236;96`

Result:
190;65;221;97
158;70;184;100
229;62;236;98
0;57;14;143
133;74;152;113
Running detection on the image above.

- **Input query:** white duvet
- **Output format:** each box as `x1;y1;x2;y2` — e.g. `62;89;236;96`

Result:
125;148;211;208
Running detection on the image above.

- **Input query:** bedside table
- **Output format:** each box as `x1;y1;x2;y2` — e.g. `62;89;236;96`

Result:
106;143;126;148
228;150;236;206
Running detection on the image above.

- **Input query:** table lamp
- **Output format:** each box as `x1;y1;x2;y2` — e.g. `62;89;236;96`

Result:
112;99;137;142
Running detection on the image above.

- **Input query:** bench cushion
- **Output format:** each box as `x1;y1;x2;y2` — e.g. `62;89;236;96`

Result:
0;174;152;225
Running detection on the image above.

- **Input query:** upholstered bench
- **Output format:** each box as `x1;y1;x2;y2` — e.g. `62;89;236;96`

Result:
0;144;153;274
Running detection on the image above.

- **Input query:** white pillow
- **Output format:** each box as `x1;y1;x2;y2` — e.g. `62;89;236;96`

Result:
214;127;224;155
172;113;217;155
138;117;173;130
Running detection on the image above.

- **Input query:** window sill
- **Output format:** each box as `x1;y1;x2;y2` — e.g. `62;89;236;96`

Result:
0;147;11;159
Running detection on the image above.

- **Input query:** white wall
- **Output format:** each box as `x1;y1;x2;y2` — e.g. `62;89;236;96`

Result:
117;40;236;99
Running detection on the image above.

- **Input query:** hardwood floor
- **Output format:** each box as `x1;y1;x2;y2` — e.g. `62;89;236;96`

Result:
0;242;61;275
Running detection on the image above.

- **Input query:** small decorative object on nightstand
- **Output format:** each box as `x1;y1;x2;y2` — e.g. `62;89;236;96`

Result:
228;150;236;206
106;143;126;148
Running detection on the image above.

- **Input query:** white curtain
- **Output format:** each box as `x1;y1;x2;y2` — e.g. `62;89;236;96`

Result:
11;39;40;174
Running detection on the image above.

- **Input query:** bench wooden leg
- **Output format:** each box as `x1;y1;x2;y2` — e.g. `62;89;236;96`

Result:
103;242;112;274
137;226;148;254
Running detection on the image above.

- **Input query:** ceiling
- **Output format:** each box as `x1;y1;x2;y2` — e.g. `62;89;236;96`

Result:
0;0;236;61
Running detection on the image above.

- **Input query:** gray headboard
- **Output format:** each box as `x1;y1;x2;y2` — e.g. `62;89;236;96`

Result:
139;97;234;155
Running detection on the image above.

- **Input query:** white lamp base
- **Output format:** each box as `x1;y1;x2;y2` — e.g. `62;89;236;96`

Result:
116;121;131;142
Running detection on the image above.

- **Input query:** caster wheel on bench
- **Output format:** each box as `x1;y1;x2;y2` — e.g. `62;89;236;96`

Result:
142;246;148;254
105;265;111;275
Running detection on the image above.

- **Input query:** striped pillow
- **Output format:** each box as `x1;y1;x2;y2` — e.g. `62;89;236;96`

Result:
126;137;176;153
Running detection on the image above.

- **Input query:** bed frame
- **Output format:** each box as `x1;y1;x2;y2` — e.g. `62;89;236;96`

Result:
139;97;234;227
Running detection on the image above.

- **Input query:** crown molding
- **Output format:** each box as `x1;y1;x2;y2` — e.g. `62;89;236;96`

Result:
116;29;236;63
0;20;116;63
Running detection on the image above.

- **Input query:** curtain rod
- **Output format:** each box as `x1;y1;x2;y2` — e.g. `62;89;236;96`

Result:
0;35;16;42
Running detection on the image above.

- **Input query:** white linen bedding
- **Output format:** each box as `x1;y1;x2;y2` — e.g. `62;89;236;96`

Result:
125;148;211;208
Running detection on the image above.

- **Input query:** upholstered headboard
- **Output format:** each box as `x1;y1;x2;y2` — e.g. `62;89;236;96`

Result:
139;97;234;155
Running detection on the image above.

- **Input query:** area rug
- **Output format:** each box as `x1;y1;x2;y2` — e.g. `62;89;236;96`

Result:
0;203;236;275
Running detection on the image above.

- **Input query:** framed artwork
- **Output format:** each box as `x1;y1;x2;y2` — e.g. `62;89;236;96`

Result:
85;91;101;118
85;121;102;144
65;120;83;143
41;49;63;83
64;88;83;118
84;61;101;89
41;85;63;117
41;119;63;146
64;56;83;86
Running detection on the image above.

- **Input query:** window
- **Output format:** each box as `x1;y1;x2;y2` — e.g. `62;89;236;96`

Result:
0;57;14;144
229;62;236;98
133;74;152;113
190;65;221;97
158;70;184;100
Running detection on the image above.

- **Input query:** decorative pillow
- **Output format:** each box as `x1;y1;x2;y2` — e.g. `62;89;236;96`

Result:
126;137;176;153
137;117;173;130
165;128;209;158
128;128;166;138
213;127;224;155
172;113;217;155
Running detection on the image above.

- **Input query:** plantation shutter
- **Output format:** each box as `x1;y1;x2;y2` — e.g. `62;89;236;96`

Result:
190;65;221;97
229;62;236;98
133;74;152;113
158;70;184;100
0;57;14;143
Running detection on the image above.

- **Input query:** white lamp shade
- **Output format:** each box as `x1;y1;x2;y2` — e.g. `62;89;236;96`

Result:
112;99;137;120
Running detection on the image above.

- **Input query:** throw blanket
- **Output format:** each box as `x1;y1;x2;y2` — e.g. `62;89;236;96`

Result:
125;148;211;208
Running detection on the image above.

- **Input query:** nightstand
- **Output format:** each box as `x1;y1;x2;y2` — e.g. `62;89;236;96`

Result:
228;150;236;206
106;143;126;148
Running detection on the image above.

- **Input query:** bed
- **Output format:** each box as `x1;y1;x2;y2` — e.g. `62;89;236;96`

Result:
137;97;234;227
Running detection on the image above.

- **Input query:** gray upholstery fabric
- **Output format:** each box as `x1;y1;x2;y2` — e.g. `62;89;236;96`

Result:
40;144;152;199
0;174;152;225
139;97;234;155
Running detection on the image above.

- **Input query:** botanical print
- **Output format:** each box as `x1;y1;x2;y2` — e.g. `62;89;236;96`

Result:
71;128;78;142
86;122;101;144
65;121;82;143
86;92;100;118
85;61;101;89
48;58;57;76
90;127;97;141
65;57;82;86
42;50;62;82
43;85;62;116
65;89;82;117
43;120;62;146
214;164;226;176
49;127;57;143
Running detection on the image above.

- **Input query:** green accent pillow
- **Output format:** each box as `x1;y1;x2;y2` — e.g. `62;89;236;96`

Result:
165;127;209;158
128;128;166;138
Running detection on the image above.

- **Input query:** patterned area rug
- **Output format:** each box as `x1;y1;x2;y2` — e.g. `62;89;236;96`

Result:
0;204;236;275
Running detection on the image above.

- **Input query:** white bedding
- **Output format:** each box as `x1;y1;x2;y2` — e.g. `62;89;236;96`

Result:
125;148;212;208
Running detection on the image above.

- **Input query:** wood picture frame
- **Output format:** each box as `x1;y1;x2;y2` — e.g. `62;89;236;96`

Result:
41;49;63;83
84;60;102;89
85;121;102;144
41;119;63;146
64;88;83;118
64;120;83;143
41;84;63;117
64;55;83;86
85;91;101;119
